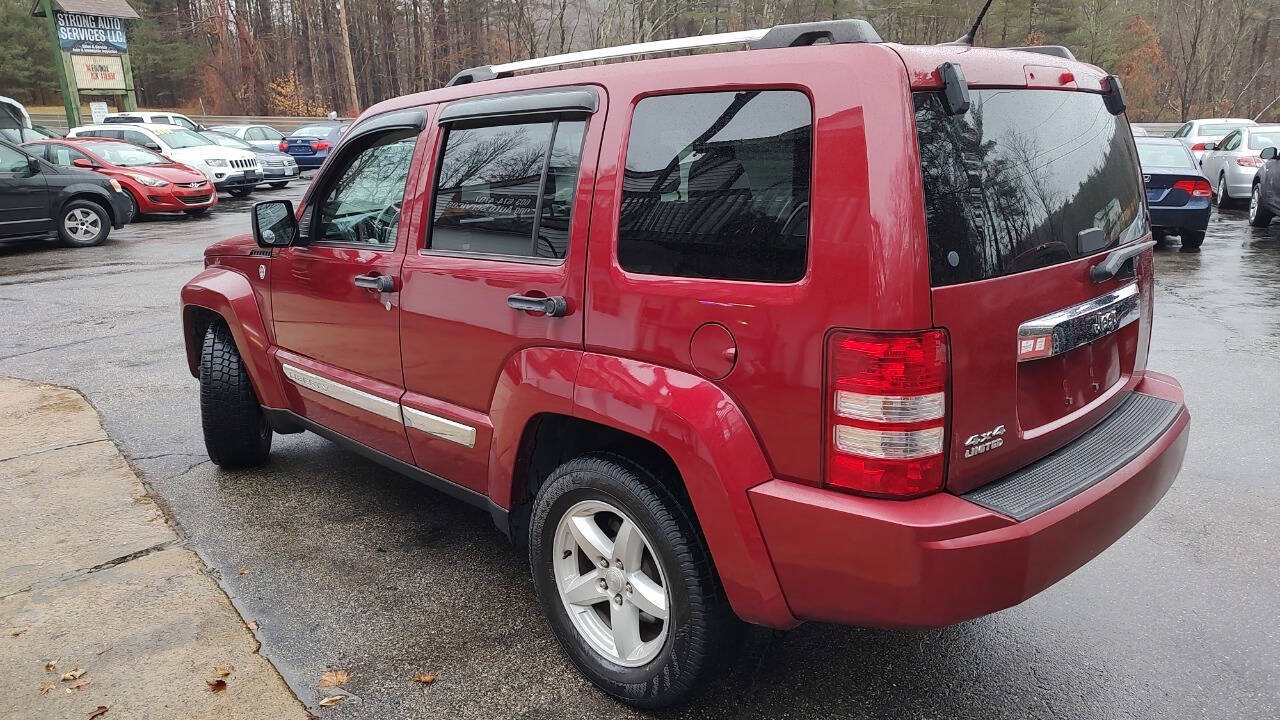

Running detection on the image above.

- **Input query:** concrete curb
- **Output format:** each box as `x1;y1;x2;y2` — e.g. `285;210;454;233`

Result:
0;377;308;720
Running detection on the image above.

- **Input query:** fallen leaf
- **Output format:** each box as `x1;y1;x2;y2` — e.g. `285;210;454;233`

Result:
317;695;343;707
70;680;91;691
317;669;350;688
213;665;234;678
238;567;249;575
206;679;227;693
96;645;112;656
45;659;58;672
247;620;260;631
38;683;55;695
61;668;86;682
88;707;109;719
10;628;26;637
412;672;436;686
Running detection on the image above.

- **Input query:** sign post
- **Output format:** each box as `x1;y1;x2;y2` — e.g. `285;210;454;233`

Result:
33;0;140;128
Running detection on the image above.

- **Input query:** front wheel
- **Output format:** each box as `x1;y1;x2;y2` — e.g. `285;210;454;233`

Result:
199;322;271;468
1180;230;1205;251
529;454;738;709
269;181;289;189
56;199;110;247
1216;174;1235;209
229;188;253;198
1249;184;1275;227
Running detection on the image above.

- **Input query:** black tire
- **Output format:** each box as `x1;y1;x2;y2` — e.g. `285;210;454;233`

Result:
55;199;110;247
529;453;738;709
199;322;271;468
229;188;253;198
1152;229;1169;245
1180;230;1205;251
185;207;212;217
1216;174;1236;209
123;190;140;221
269;181;289;189
1249;184;1275;227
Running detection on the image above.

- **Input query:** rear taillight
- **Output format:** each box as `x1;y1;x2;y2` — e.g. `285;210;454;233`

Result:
1236;156;1263;167
825;330;949;498
312;141;330;151
1173;179;1212;197
1191;142;1207;152
278;140;288;151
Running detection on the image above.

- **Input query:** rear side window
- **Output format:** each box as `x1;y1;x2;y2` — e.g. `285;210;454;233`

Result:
618;91;812;283
429;118;586;260
914;89;1147;287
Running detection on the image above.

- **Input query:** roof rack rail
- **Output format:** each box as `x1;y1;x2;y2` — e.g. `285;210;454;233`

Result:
1006;45;1076;60
447;19;881;87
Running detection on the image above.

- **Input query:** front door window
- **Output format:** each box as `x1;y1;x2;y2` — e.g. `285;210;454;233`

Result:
315;130;417;247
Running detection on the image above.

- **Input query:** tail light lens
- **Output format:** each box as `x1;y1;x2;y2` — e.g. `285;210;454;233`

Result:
278;140;288;151
825;330;949;497
1190;142;1207;151
1173;179;1212;197
1235;156;1263;167
312;141;330;151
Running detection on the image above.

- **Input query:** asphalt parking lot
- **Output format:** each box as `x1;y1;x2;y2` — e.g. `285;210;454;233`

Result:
1;186;1277;719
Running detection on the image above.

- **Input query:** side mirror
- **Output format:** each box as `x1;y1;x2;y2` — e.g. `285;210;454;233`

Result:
145;142;162;152
1202;141;1217;152
1262;146;1278;161
252;200;298;248
26;156;40;174
72;158;95;169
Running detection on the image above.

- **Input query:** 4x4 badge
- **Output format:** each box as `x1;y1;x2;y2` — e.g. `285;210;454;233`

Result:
964;424;1006;458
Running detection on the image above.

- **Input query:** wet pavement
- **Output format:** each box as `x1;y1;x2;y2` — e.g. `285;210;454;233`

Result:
1;189;1277;719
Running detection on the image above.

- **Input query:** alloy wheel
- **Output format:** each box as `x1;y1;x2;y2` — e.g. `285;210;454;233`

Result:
1250;186;1260;222
63;208;102;243
552;499;669;667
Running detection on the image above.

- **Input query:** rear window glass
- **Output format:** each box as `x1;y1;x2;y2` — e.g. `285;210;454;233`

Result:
1136;142;1195;169
293;125;336;138
618;90;812;283
914;89;1147;287
1198;123;1247;137
1248;131;1280;150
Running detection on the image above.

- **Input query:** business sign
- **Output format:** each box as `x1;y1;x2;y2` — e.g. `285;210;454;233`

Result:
72;54;127;91
89;101;109;123
56;13;128;56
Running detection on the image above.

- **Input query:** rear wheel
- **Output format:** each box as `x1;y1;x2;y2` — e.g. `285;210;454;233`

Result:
1180;230;1205;251
1152;229;1169;245
56;200;110;247
199;322;271;468
529;454;738;709
1249;184;1275;227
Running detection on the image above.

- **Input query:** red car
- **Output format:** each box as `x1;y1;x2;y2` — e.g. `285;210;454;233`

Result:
181;20;1190;708
24;137;216;217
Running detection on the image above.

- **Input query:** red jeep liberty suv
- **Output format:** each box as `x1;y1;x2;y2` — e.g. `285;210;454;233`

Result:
181;19;1190;708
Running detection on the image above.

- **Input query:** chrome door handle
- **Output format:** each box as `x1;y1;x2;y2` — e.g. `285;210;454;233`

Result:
507;294;568;317
354;274;395;292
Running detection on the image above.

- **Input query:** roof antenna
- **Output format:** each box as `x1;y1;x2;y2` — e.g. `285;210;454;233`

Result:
948;0;995;46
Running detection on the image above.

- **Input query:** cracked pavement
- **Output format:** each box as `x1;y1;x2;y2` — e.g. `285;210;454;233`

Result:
0;185;1277;718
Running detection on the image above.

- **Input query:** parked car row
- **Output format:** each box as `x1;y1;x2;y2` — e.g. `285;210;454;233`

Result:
1129;117;1280;250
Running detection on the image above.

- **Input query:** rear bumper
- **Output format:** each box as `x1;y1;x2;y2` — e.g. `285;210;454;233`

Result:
749;372;1189;628
1150;202;1210;232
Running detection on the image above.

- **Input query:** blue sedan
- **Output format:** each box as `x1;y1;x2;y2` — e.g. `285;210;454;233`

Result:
1135;137;1212;251
280;124;347;170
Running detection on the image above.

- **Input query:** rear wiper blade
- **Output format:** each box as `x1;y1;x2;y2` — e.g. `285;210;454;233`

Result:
1090;240;1155;283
